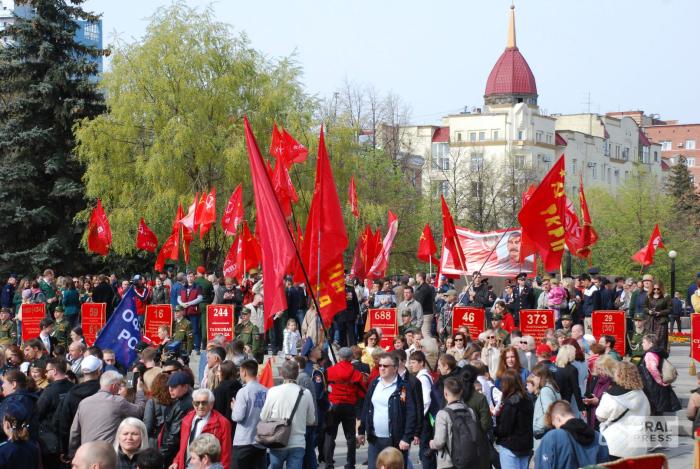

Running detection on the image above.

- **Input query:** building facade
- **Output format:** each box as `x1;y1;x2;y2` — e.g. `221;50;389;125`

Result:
643;122;700;188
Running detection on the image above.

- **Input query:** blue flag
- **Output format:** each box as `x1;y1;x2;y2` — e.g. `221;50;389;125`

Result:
94;286;141;367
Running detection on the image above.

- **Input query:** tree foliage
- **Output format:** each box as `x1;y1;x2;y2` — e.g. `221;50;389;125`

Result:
0;0;105;273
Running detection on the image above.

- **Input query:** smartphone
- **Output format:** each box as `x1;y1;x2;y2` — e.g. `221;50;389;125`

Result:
125;372;135;389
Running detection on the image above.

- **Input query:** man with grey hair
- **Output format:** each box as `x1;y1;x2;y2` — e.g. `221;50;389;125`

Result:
68;369;146;456
260;360;316;468
187;433;223;469
72;440;117;469
172;388;231;469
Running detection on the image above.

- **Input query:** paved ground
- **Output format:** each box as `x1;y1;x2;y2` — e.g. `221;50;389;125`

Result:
192;340;698;467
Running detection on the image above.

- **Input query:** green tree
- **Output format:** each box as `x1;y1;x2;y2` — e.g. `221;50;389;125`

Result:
75;3;315;268
0;0;105;273
666;157;700;227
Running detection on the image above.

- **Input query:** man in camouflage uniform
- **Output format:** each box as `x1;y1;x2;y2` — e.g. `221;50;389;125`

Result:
398;310;414;336
558;314;573;337
491;312;510;346
235;308;261;362
172;305;193;355
627;311;648;365
0;307;16;346
52;305;71;350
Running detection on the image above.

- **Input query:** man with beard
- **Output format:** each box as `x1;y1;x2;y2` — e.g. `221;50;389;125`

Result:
627;312;648;365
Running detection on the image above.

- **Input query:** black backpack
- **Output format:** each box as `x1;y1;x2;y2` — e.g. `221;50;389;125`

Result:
444;406;480;468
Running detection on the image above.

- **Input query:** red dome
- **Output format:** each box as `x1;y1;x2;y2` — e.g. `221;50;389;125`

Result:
484;47;537;97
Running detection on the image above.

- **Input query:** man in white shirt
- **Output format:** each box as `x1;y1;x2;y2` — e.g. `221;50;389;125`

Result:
39;318;56;355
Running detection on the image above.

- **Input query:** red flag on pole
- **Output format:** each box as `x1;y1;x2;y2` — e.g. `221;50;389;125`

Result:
519;185;538;263
272;159;299;219
367;211;399;279
244;116;297;331
222;184;244;236
441;196;467;274
222;233;243;281
87;199;112;256
270;123;285;161
259;358;274;388
136;218;158;252
296;126;348;326
577;175;598;259
283;128;308;165
348;176;359;219
241;221;261;271
417;223;438;265
199;188;217;239
154;233;179;272
517;155;567;272
631;224;664;266
351;225;372;279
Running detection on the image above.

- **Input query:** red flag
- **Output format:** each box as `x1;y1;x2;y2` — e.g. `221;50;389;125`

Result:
283;128;308;165
244;116;297;331
517;155;567;272
270;123;285;161
222;184;244;236
241;221;261;271
417;223;438;265
519;185;538;263
351;225;372;279
348;176;359;219
631;224;664;266
136;218;158;252
154;233;179;272
272;159;299;219
199;188;217;239
296;126;348;326
367;211;399;279
222;233;243;281
172;203;184;234
368;228;383;275
441;196;467;274
87;199;112;256
259;358;274;388
577;175;598;259
179;194;199;233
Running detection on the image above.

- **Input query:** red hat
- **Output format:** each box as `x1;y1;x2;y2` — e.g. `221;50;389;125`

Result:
196;266;206;274
535;343;552;356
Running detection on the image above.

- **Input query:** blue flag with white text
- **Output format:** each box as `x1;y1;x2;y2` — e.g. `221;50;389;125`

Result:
94;286;141;367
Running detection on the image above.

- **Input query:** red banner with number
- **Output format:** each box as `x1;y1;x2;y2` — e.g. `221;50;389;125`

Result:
519;309;555;343
21;303;45;342
208;304;234;341
592;310;626;356
452;306;485;340
144;305;173;345
368;308;397;350
81;303;106;347
692;314;700;363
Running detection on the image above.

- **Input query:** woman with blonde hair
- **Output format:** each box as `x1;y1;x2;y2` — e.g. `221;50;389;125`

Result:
596;361;651;458
114;417;149;468
375;446;404;469
481;329;503;378
553;344;584;416
583;354;617;429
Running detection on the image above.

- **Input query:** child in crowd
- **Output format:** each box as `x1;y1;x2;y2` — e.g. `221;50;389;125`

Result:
283;318;301;357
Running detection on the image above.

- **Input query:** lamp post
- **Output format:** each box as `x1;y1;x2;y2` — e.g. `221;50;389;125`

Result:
669;250;677;296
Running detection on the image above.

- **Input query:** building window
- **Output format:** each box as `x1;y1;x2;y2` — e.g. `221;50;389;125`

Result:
470;153;484;171
614;170;620;184
654;151;658;162
625;170;629;180
535;131;543;143
546;133;553;144
607;168;612;184
471;181;483;197
455;132;462;142
687;139;696;150
691;175;696;185
572;159;577;174
469;132;477;142
622;147;629;160
615;145;621;158
431;143;450;170
687;157;696;167
661;140;672;151
492;130;500;141
517;130;524;140
478;131;486;141
84;22;99;41
432;180;449;197
603;139;611;157
591;163;597;179
514;154;525;169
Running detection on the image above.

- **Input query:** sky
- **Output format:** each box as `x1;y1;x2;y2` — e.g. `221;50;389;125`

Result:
84;0;699;125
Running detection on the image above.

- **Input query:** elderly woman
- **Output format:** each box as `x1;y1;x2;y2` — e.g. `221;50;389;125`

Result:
188;433;224;469
639;334;681;416
583;354;616;430
446;332;469;362
481;329;503;378
114;417;148;469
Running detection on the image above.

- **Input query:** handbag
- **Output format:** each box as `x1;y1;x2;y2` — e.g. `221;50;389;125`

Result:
255;387;304;448
661;358;678;384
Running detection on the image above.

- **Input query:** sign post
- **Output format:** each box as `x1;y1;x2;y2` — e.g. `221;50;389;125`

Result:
592;310;626;356
81;303;106;347
519;309;555;343
452;306;485;340
145;305;173;345
21;303;45;343
367;308;397;351
207;304;234;342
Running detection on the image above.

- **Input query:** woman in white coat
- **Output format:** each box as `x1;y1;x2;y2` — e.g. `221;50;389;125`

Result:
596;361;651;458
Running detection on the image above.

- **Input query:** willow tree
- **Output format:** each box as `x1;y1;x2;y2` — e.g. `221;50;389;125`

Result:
75;2;315;267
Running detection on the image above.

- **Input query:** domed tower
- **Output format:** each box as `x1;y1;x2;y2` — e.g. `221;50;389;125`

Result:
484;5;538;108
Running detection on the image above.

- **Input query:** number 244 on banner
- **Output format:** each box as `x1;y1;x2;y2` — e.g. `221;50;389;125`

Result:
207;304;234;341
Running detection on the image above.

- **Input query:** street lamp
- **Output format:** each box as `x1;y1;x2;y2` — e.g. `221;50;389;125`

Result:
669;250;677;296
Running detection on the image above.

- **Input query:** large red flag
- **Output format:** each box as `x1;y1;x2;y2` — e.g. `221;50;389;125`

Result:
351;225;372;279
519;185;538;262
87;199;112;256
241;221;261;271
348;176;359;219
272;159;299;219
270;123;285;161
517;155;567;272
199;188;217;239
441;196;467;274
297;126;348;326
631;224;664;266
244;116;297;331
577;175;598;259
136;218;158;252
173;203;184;234
222;184;244;236
417;223;438;265
154;233;179;272
179;193;198;233
367;211;399;279
284;128;308;165
222;233;243;280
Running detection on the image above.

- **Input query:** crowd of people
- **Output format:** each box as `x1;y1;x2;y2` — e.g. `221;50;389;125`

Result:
0;265;692;469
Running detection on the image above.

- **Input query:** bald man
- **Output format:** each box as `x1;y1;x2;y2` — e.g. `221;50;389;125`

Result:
71;441;116;469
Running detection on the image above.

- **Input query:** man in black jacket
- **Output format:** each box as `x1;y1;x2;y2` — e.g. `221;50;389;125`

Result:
159;371;193;465
335;279;360;347
37;357;74;467
511;273;535;325
413;272;435;337
91;274;117;317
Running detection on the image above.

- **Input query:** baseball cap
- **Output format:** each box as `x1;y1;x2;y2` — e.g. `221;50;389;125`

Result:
81;355;102;374
197;266;206;274
167;371;190;387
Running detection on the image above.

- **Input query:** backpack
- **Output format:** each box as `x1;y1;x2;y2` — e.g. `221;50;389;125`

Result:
427;377;444;423
444;407;479;468
661;358;677;384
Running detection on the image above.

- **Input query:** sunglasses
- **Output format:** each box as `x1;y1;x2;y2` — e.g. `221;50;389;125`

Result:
455;338;464;342
653;288;661;291
488;336;496;339
193;401;210;407
377;364;395;368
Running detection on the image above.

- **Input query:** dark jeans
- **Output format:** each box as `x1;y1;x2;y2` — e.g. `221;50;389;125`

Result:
367;437;407;469
324;403;356;468
669;315;682;333
189;313;201;351
268;314;286;353
231;444;266;469
419;415;436;469
303;425;318;469
334;318;357;347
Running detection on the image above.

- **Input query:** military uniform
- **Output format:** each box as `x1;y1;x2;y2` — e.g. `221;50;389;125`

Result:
0;319;16;346
627;312;648;365
52;318;71;349
172;317;194;354
494;327;509;345
235;321;261;358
